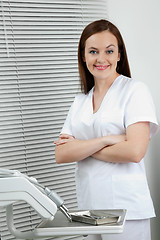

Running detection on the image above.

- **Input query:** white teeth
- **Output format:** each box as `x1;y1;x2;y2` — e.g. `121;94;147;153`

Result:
96;66;107;69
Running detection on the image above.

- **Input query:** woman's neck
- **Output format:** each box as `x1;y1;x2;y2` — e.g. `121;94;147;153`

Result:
94;72;120;95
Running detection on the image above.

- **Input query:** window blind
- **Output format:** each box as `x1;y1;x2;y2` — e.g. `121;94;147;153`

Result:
0;0;107;239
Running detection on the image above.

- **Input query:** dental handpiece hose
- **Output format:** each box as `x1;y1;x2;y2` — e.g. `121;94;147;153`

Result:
44;187;72;222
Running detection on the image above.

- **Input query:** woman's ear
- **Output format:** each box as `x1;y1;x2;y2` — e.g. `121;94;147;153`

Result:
82;54;86;62
117;52;121;61
81;49;86;62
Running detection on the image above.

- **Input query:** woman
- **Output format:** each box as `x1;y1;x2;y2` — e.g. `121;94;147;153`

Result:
54;20;159;240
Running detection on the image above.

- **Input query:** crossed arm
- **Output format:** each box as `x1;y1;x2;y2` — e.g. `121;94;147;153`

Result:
54;122;150;164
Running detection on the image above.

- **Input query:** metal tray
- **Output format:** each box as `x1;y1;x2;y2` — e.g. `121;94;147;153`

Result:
70;210;119;225
34;209;127;239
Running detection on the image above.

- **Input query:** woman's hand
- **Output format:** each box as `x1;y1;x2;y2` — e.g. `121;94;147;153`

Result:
54;134;75;146
54;133;126;164
102;134;126;146
55;134;126;147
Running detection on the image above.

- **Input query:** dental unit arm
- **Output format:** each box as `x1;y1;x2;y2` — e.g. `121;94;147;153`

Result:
0;168;72;238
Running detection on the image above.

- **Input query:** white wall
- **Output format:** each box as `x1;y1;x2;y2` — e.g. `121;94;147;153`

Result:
107;1;160;239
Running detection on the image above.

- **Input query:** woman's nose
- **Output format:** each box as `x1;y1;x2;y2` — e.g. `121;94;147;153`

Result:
97;53;106;63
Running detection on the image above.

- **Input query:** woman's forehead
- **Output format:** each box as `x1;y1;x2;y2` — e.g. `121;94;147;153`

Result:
85;30;118;48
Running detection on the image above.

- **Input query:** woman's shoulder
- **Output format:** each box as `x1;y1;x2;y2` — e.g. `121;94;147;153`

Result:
119;75;153;106
74;89;92;102
120;75;149;91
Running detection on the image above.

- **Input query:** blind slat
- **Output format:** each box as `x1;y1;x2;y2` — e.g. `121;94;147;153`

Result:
0;0;107;239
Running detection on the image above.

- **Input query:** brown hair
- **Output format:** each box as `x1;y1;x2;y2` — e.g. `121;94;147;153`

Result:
78;19;131;94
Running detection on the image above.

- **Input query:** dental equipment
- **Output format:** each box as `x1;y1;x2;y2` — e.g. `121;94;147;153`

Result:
0;168;127;239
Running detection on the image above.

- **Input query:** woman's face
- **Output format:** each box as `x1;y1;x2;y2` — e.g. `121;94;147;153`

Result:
84;30;120;83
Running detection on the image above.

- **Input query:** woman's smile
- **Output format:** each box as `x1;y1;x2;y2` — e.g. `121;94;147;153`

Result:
94;64;110;70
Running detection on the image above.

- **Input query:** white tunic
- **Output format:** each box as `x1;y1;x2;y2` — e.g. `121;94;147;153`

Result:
61;75;159;220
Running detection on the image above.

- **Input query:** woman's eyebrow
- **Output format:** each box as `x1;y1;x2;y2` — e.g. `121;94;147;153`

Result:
106;44;116;48
88;47;98;50
88;44;116;50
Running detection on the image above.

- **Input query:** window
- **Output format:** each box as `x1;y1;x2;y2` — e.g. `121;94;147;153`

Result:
0;0;107;239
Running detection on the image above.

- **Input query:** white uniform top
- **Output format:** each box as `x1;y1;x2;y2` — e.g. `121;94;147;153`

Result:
61;75;159;220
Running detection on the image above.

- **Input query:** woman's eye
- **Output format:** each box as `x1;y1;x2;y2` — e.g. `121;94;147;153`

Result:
107;50;114;54
89;50;97;54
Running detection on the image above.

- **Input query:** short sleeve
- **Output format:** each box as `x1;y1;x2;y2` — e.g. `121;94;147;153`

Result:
60;102;74;136
124;82;159;138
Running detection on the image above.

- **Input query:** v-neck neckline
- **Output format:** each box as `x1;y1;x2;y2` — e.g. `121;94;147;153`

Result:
90;75;122;115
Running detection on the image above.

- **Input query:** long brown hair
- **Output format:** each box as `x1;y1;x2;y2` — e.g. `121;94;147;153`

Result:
78;19;131;94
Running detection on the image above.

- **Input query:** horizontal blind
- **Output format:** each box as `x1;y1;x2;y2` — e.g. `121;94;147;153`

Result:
0;0;107;239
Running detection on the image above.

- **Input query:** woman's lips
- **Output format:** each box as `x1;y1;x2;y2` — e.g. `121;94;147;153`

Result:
94;65;109;70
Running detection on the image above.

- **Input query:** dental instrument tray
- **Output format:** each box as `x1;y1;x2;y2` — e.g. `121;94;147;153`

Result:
37;209;126;238
70;210;119;225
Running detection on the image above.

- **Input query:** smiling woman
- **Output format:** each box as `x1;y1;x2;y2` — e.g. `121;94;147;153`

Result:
78;19;131;94
55;19;159;240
